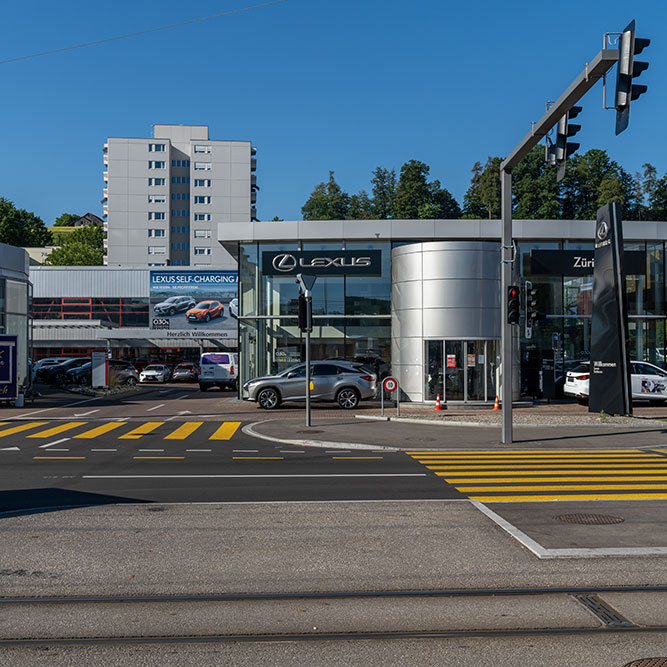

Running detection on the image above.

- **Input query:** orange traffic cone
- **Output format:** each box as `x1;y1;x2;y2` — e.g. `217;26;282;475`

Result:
493;395;500;411
434;394;443;411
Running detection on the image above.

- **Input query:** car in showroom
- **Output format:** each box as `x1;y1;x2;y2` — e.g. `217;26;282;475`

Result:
564;360;667;404
186;300;224;323
228;298;238;319
243;361;377;409
172;362;199;382
139;364;172;383
153;295;196;316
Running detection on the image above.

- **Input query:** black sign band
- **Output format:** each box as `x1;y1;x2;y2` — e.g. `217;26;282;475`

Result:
261;250;382;276
530;250;645;276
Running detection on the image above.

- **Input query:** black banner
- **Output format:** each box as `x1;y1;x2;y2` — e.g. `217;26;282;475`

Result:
588;203;632;416
261;250;382;276
530;250;645;276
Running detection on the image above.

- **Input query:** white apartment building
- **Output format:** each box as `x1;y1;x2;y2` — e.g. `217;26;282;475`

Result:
103;124;257;267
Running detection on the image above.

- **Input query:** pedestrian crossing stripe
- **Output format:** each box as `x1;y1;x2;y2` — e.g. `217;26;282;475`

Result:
407;449;667;502
0;420;243;442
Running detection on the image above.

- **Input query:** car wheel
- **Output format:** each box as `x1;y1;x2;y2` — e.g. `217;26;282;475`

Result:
125;377;137;387
257;387;280;409
204;313;210;323
337;388;360;409
168;307;176;316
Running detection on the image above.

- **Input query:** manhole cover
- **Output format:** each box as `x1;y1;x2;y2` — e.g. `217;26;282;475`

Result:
623;659;667;667
555;513;624;525
295;430;324;434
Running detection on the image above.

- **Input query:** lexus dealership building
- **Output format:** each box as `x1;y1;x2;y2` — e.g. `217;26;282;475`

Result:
29;218;667;403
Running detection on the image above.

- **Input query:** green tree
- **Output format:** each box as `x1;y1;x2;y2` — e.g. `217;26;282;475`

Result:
462;161;486;218
370;167;396;219
512;147;560;219
54;212;80;227
393;160;460;219
348;190;375;219
301;171;350;220
45;223;104;266
0;198;52;247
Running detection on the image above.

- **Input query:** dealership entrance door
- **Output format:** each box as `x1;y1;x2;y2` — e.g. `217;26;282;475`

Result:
424;340;499;402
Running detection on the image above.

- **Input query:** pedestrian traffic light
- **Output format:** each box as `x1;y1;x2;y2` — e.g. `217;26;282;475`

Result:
507;285;520;325
615;19;650;135
298;294;312;333
525;281;547;332
555;106;582;182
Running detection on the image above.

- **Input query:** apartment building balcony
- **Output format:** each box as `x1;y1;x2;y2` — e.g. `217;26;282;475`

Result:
251;158;257;172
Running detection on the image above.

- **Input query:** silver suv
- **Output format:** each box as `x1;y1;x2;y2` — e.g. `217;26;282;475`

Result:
243;362;377;409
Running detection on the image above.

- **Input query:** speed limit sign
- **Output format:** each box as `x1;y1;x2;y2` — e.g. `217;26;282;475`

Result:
383;377;397;393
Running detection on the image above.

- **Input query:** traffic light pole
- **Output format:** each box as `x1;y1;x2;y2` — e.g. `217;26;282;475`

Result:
499;48;618;444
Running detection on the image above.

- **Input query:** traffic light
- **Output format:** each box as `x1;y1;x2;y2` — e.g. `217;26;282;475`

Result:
298;294;312;333
554;106;582;182
525;281;546;337
615;19;650;135
507;285;520;325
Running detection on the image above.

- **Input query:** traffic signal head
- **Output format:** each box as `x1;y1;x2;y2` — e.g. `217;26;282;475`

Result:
555;106;582;182
615;19;650;135
297;294;312;332
507;285;520;325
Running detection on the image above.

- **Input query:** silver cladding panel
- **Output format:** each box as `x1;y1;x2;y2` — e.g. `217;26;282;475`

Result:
30;267;150;298
391;241;501;402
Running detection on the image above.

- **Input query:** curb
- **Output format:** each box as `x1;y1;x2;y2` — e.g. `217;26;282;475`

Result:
242;421;401;452
355;415;667;429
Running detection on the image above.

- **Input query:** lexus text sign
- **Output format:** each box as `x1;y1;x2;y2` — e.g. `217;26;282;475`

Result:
588;203;632;415
262;250;382;276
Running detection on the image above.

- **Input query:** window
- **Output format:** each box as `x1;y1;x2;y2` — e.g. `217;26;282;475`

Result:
148;143;165;152
312;364;341;376
171;159;191;168
194;162;211;171
171;176;190;184
194;247;212;255
171;225;188;233
194;196;211;204
148;246;166;255
148;229;166;237
148;263;166;267
194;229;211;238
194;179;211;187
148;177;166;186
148;194;166;203
148;212;165;220
171;209;190;217
148;161;165;169
194;145;211;154
171;193;190;200
194;213;211;221
171;242;191;250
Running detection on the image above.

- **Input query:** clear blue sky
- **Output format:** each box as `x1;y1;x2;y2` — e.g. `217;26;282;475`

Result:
1;0;664;224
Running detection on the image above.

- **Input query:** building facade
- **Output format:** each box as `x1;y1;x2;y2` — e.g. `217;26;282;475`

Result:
103;124;257;268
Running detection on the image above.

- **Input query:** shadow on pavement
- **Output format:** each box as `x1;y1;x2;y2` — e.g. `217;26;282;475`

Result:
513;427;667;444
0;488;149;519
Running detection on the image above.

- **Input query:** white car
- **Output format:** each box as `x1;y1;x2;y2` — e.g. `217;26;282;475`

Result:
229;298;238;319
565;360;667;404
139;364;172;383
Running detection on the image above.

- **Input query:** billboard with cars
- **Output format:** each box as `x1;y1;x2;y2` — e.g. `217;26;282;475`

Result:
149;271;238;338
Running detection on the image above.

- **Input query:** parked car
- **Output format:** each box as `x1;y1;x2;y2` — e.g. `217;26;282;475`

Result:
172;362;199;382
153;295;196;315
139;364;172;383
243;361;377;410
33;357;72;382
66;362;92;385
48;357;91;384
198;352;238;391
109;359;139;386
186;301;223;323
228;298;238;319
564;360;667;404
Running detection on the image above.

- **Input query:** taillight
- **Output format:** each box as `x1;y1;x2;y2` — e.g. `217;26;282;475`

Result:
230;365;235;376
577;374;589;380
360;375;373;381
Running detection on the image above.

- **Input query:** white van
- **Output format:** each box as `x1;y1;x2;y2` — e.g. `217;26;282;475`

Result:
198;352;239;392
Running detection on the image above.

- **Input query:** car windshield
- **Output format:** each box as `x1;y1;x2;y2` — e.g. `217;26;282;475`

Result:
279;364;304;376
571;364;590;373
195;302;210;309
162;297;178;303
145;365;163;371
176;364;192;370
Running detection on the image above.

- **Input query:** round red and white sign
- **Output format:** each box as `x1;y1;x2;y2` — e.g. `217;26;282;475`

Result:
383;377;397;393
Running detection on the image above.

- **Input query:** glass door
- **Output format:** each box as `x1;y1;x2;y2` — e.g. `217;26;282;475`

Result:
465;340;486;401
425;340;443;401
445;341;464;400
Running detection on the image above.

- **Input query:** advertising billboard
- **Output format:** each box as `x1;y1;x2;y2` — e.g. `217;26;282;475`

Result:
149;271;238;339
0;335;18;401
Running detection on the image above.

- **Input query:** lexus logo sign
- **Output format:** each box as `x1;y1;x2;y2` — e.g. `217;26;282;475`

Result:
262;250;381;276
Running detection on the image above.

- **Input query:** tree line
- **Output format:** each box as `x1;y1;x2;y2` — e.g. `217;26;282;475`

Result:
301;148;667;222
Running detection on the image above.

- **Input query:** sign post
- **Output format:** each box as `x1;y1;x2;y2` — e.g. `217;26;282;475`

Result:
296;274;317;427
383;376;399;418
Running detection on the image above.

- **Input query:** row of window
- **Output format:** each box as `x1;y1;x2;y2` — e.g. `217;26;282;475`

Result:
172;225;188;234
146;227;211;239
148;161;165;169
172;160;190;168
148;229;165;238
148;144;211;155
148;212;165;220
148;162;212;171
194;145;211;154
32;298;150;328
148;246;166;255
148;178;165;186
172;242;190;250
173;176;190;184
194;230;211;238
194;213;211;221
149;211;214;221
148;144;165;152
172;209;190;217
194;247;212;255
172;193;190;200
148;195;166;203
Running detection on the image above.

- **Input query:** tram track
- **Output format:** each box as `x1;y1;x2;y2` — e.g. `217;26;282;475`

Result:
1;585;666;646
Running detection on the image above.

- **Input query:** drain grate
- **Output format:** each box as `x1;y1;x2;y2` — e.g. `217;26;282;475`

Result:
574;594;633;627
623;660;667;667
555;513;624;525
295;430;323;434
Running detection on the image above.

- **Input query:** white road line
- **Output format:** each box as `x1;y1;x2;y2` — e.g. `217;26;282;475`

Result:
83;474;428;479
175;394;189;400
11;396;102;419
280;450;304;453
73;409;100;417
0;447;20;451
38;437;71;449
233;450;258;453
326;450;351;453
146;404;165;412
186;449;212;452
166;410;190;422
47;449;70;452
91;449;117;452
138;449;165;452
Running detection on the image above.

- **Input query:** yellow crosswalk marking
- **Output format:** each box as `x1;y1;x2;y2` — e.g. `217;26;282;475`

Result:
470;493;667;502
119;422;164;439
332;456;384;459
164;422;203;440
436;468;667;476
0;422;49;437
73;422;127;439
459;483;667;492
133;456;184;459
411;452;656;459
439;475;667;483
27;422;88;438
209;422;241;440
425;463;667;470
407;449;643;455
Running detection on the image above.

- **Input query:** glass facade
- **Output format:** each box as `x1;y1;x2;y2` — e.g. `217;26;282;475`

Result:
32;297;149;327
0;277;30;390
239;240;392;386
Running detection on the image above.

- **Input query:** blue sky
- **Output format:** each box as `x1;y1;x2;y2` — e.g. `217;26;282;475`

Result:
1;0;664;224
